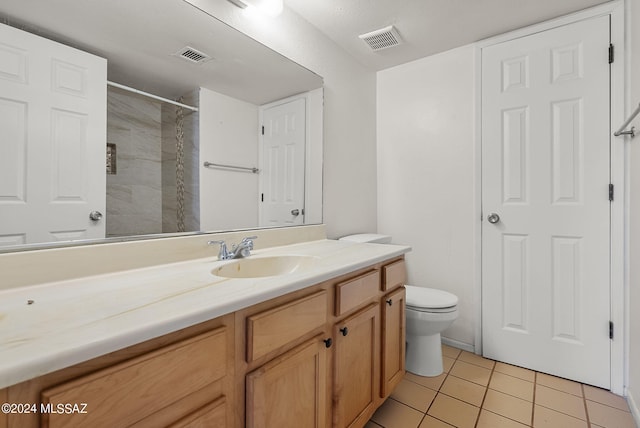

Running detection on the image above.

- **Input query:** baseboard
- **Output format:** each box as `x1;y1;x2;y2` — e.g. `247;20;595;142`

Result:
628;387;640;428
441;337;475;354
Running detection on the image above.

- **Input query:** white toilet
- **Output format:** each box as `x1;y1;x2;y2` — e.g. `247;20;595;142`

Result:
339;233;459;377
405;285;458;376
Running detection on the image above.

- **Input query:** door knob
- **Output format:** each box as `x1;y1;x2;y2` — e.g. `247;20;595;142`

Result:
89;211;103;221
291;209;300;216
487;213;500;224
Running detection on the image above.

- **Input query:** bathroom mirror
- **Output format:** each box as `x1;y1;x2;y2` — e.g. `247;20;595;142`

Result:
0;0;324;252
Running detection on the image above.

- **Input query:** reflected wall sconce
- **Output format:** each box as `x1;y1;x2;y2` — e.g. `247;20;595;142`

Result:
227;0;283;16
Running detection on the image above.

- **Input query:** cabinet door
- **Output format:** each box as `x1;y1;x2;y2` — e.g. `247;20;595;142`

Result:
246;335;328;428
381;287;406;398
333;304;380;428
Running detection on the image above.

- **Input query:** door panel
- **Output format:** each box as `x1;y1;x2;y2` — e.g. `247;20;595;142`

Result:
260;98;306;227
481;15;611;388
0;23;107;247
246;336;327;428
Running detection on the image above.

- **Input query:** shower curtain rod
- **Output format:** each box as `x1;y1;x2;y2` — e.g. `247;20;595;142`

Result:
107;81;199;112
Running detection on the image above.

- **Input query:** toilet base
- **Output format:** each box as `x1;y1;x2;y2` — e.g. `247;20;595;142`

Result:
405;333;444;377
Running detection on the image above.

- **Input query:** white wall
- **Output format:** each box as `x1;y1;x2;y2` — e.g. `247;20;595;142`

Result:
377;45;477;348
627;0;640;419
186;0;378;239
199;87;259;231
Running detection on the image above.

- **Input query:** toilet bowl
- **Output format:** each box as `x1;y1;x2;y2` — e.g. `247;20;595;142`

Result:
405;285;458;376
338;234;459;377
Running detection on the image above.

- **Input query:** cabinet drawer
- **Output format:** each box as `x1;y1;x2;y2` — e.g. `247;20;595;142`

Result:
335;270;380;316
41;328;227;428
167;397;227;428
247;290;327;362
382;259;406;291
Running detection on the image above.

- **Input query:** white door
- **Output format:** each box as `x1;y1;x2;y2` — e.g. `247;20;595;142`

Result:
259;98;306;226
481;16;611;388
0;23;107;247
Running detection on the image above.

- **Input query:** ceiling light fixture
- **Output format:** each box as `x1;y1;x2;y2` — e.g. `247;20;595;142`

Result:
227;0;283;17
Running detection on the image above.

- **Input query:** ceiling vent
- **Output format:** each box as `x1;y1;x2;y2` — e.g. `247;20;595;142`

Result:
359;25;403;51
174;46;212;64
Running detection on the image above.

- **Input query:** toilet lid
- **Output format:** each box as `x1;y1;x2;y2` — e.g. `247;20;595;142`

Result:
405;285;458;310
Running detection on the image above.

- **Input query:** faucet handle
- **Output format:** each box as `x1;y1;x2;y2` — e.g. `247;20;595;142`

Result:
207;240;229;260
241;235;258;243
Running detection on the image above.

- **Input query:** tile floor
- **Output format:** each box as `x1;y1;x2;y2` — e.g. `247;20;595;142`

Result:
367;345;637;428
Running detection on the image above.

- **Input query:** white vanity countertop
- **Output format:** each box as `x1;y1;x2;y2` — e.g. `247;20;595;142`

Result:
0;239;410;389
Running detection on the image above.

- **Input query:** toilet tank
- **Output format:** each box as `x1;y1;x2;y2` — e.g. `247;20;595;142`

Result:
338;233;392;244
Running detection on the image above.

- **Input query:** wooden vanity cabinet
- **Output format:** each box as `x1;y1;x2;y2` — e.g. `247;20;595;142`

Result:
381;286;406;398
3;315;235;428
332;304;380;428
246;335;329;428
240;257;407;428
381;259;407;399
3;257;407;428
40;327;230;428
238;285;332;428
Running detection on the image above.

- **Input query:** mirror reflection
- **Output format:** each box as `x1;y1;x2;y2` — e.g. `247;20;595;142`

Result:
0;0;323;251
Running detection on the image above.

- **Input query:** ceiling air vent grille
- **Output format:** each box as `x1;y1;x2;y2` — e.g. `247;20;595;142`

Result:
359;25;403;51
174;46;212;64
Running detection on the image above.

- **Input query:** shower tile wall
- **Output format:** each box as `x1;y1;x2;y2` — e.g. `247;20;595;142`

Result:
106;88;163;237
161;89;200;233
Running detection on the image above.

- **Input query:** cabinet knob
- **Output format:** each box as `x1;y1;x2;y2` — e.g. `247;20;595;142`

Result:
386;299;393;306
323;338;332;348
340;327;348;336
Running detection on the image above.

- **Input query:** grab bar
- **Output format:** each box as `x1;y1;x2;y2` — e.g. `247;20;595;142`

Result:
614;102;640;138
203;161;259;174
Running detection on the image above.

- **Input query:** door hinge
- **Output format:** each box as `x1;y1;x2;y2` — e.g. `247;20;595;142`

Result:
609;184;614;201
609;321;614;339
261;125;265;135
609;44;614;64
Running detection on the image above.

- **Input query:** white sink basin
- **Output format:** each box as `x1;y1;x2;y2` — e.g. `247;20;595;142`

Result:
211;255;318;278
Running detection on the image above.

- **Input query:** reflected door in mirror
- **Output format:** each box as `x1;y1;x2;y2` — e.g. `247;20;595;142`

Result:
260;98;306;227
0;23;107;247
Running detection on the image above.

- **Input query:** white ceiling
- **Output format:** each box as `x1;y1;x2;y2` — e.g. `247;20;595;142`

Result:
0;0;322;104
0;0;613;102
286;0;611;71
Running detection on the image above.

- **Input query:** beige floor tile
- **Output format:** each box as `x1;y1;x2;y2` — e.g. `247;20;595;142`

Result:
365;422;383;428
391;378;437;412
489;371;534;401
449;360;492;386
533;405;588;428
427;393;480;428
443;356;455;373
404;372;447;392
535;384;586;420
586;400;637;428
440;375;487;407
583;384;630;411
477;409;530;428
494;362;536;382
371;398;425;428
482;389;533;425
442;344;462;359
458;351;496;370
418;415;455;428
536;372;583;396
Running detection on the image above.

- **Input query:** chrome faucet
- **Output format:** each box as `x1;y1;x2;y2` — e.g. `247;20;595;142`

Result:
208;236;257;260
